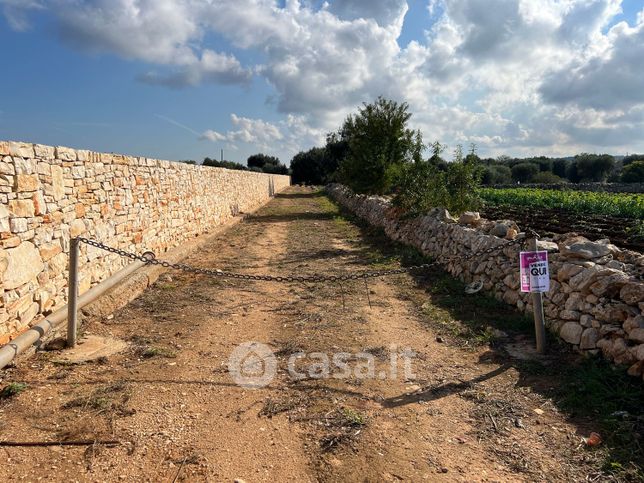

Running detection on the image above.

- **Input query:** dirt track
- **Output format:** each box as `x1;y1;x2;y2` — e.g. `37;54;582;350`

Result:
0;187;633;481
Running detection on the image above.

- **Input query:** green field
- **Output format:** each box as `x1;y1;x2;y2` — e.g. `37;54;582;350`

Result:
479;188;644;219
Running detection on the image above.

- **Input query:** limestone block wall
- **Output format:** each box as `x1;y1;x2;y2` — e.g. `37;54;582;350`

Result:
327;184;644;380
0;140;290;343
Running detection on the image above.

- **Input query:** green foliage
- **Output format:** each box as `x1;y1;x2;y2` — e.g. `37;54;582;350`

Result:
621;160;644;183
339;97;424;194
203;157;248;170
481;165;512;185
575;153;616;182
290;146;338;185
531;171;566;184
247;153;289;175
480;188;644;219
0;382;27;399
393;156;482;216
511;162;539;183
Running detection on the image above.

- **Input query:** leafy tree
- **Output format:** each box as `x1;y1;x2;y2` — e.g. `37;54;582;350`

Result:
552;158;568;179
621;161;644;183
246;153;289;175
428;141;446;163
290;147;326;185
203;157;248;170
247;153;280;169
623;154;644;166
575;153;615;182
180;159;196;165
339;97;424;194
511;162;539;183
481;165;512;185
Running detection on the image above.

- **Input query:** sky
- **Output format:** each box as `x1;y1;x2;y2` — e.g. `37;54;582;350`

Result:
1;0;643;165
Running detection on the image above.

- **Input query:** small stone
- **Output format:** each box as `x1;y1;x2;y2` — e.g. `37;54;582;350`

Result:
14;174;40;192
629;328;644;344
620;282;644;305
8;199;35;217
458;211;480;225
580;328;600;350
3;242;44;289
560;322;583;344
559;236;612;260
70;219;86;237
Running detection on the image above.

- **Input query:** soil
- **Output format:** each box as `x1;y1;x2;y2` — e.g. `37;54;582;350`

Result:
0;187;636;482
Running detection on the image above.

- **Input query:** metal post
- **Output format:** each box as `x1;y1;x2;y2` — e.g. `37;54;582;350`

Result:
67;237;80;348
530;237;547;354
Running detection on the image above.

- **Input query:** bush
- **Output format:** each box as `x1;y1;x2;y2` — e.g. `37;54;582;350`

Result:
393;159;482;216
531;171;566;184
481;165;512;185
511;162;539;183
339;97;423;194
621;161;644;183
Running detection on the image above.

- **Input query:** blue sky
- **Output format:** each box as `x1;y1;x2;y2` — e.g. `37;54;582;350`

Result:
1;0;643;165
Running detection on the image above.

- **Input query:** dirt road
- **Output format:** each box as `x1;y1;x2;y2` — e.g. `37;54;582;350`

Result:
0;187;636;481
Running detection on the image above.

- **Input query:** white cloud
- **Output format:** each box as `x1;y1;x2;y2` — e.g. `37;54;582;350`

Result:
3;0;644;158
0;0;43;31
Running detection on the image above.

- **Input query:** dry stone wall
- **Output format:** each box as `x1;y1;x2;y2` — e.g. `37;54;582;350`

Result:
0;140;290;344
327;184;644;380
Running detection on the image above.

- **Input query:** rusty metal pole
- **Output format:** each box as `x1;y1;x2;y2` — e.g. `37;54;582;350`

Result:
66;237;80;348
530;237;547;354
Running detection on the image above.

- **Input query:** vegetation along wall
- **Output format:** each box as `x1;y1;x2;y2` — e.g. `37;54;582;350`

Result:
0;141;290;344
327;184;644;380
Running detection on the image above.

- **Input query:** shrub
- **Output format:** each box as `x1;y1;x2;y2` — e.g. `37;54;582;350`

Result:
481;165;512;185
511;162;539;183
531;171;566;184
393;159;482;216
621;161;644;183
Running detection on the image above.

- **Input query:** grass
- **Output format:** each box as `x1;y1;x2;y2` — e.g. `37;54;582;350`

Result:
142;346;177;358
63;382;132;414
0;382;27;399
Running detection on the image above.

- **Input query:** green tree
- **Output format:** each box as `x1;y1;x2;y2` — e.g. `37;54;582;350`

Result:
621;161;644;183
247;153;289;175
339;97;424;194
511;162;539;183
481;165;512;185
575;153;615;182
290;147;326;185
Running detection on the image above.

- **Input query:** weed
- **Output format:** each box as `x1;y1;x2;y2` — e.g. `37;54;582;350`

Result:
142;346;177;358
0;382;27;399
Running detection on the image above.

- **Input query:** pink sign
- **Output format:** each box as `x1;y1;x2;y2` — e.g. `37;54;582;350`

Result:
519;251;550;293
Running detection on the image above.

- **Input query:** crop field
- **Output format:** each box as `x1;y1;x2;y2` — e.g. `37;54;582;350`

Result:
479;188;644;252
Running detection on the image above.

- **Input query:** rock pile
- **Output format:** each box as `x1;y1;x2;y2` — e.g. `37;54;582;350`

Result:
327;184;644;380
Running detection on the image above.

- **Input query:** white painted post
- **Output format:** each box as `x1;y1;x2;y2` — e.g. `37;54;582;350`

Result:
67;237;80;348
530;237;547;354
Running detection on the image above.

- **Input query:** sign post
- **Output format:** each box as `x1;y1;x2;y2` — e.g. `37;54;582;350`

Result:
67;237;80;348
520;238;548;354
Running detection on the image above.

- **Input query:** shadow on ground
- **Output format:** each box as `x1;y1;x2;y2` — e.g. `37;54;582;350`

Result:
320;189;644;480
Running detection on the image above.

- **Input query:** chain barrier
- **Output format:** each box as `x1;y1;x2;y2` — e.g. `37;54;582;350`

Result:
75;228;539;284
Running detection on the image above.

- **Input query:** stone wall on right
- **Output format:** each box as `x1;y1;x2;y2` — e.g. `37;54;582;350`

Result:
327;184;644;380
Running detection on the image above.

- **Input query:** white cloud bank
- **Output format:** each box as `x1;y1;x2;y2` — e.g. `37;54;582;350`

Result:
3;0;644;159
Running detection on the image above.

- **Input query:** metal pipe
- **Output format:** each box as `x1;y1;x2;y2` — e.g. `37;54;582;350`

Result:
67;238;80;348
0;258;146;370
